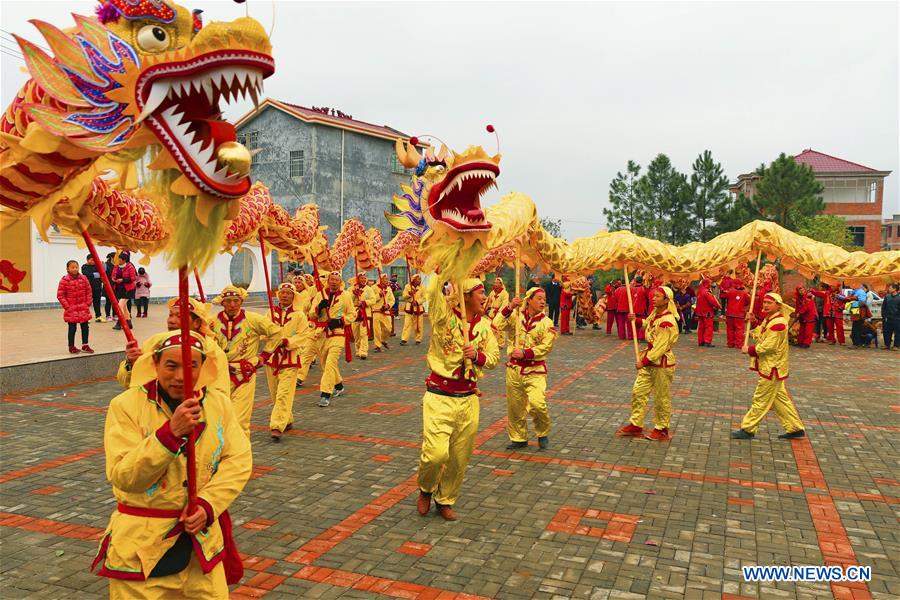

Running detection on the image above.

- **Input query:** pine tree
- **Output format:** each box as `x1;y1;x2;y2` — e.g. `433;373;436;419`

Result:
690;150;730;241
751;153;825;230
603;160;643;233
638;154;685;243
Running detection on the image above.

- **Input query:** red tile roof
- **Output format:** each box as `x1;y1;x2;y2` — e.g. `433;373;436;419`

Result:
235;98;417;143
793;149;878;173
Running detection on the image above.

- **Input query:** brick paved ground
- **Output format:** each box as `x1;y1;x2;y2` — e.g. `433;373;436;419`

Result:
1;325;898;599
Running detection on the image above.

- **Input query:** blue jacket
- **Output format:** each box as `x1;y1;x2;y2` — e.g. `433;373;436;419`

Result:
838;288;867;308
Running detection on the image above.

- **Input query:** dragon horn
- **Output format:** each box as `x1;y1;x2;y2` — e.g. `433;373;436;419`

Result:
437;144;449;162
395;138;421;168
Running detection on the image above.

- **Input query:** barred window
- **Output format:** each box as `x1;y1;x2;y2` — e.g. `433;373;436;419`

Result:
290;150;305;178
391;154;412;175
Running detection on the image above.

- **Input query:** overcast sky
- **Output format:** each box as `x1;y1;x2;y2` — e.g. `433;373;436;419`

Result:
2;1;897;240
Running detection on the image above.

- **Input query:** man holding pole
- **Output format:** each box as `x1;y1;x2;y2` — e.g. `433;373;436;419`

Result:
416;279;499;521
486;277;510;345
616;286;679;441
695;278;721;347
263;283;309;441
371;273;395;353
732;292;806;440
493;287;558;450
349;273;374;359
308;271;356;407
401;273;426;345
212;285;282;437
92;330;251;596
723;278;750;348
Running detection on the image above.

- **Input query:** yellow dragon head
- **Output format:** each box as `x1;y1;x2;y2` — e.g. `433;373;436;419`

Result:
12;0;273;203
392;138;500;248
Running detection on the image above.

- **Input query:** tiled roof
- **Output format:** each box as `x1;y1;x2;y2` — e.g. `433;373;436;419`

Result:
793;149;878;173
234;98;416;142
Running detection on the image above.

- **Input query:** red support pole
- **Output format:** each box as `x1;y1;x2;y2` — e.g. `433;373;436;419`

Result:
258;234;275;320
178;266;197;512
80;229;135;343
193;268;206;303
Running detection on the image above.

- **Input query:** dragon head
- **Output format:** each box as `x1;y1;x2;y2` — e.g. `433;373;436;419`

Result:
16;0;273;202
393;139;500;244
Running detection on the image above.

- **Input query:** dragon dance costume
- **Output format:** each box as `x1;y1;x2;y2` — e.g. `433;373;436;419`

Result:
263;283;309;436
306;273;355;403
400;278;426;344
212;286;281;437
417;279;499;513
93;331;251;598
493;287;557;448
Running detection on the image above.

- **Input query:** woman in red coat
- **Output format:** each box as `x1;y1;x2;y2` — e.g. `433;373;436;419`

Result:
57;260;94;354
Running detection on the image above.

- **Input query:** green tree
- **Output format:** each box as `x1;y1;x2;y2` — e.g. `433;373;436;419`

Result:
796;215;859;250
749;153;825;230
638;154;691;244
712;192;757;236
690;150;730;241
540;217;562;238
603;160;643;233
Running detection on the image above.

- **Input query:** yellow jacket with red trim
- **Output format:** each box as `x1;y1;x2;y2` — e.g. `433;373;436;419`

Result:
748;313;790;379
94;381;251;580
426;282;499;384
493;306;557;374
640;310;679;368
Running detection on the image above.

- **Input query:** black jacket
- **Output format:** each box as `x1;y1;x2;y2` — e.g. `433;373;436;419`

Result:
544;280;562;305
882;292;900;320
81;264;102;292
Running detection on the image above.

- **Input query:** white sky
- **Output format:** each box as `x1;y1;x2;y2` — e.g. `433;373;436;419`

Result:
2;0;897;240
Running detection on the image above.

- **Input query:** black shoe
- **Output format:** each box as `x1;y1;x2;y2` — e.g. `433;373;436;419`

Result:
505;440;528;450
706;343;716;348
296;380;303;388
360;356;366;360
415;341;421;344
112;323;122;330
400;340;407;345
538;436;549;450
730;429;754;440
778;430;805;440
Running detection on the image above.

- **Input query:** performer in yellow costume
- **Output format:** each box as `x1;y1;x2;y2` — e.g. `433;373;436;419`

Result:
307;271;356;407
732;292;806;440
263;283;309;442
370;273;395;352
493;287;558;450
92;331;252;598
486;277;511;347
416;279;499;521
117;297;229;397
212;285;281;437
616;286;679;441
400;274;426;345
349;273;375;359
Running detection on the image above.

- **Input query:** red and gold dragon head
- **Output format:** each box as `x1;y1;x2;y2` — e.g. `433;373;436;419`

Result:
392;138;500;249
5;0;273;218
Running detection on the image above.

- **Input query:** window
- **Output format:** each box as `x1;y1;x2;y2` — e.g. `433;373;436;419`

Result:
289;150;305;178
237;131;261;163
848;226;866;248
391;154;412;175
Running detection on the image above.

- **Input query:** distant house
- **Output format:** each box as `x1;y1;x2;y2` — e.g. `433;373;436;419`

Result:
882;214;900;251
233;99;427;280
730;149;892;252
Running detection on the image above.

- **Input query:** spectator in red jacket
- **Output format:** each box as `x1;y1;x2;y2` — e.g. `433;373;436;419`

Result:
57;260;94;354
794;287;818;348
559;276;574;335
695;278;721;347
719;272;736;313
723;280;750;348
808;284;832;343
604;280;619;335
628;276;649;341
828;287;846;345
613;282;630;340
111;251;137;331
751;281;772;329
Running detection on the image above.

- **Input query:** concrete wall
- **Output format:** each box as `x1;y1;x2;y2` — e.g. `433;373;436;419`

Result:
237;107;411;280
0;221;267;309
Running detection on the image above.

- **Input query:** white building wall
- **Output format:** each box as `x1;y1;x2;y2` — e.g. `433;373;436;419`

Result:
0;222;267;309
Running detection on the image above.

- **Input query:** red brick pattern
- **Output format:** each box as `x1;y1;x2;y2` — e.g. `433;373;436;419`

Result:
242;518;277;531
291;565;490;599
546;506;640;542
359;403;413;416
0;512;102;541
249;465;275;480
397;542;432;556
0;447;103;484
371;454;393;462
31;485;64;496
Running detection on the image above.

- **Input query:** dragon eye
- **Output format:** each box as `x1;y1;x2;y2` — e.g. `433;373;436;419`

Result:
137;25;170;52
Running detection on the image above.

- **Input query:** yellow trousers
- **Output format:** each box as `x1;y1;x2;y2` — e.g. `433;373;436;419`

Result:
740;377;804;434
630;367;674;430
352;320;369;357
266;365;298;432
505;368;550;441
373;313;391;348
231;373;257;438
297;333;319;383
417;391;479;506
108;557;226;599
401;313;424;343
318;335;344;394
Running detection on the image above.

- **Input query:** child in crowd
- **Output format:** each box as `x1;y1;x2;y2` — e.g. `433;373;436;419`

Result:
57;260;94;354
134;267;152;317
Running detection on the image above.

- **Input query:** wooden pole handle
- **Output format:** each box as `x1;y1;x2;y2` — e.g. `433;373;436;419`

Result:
624;266;640;362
